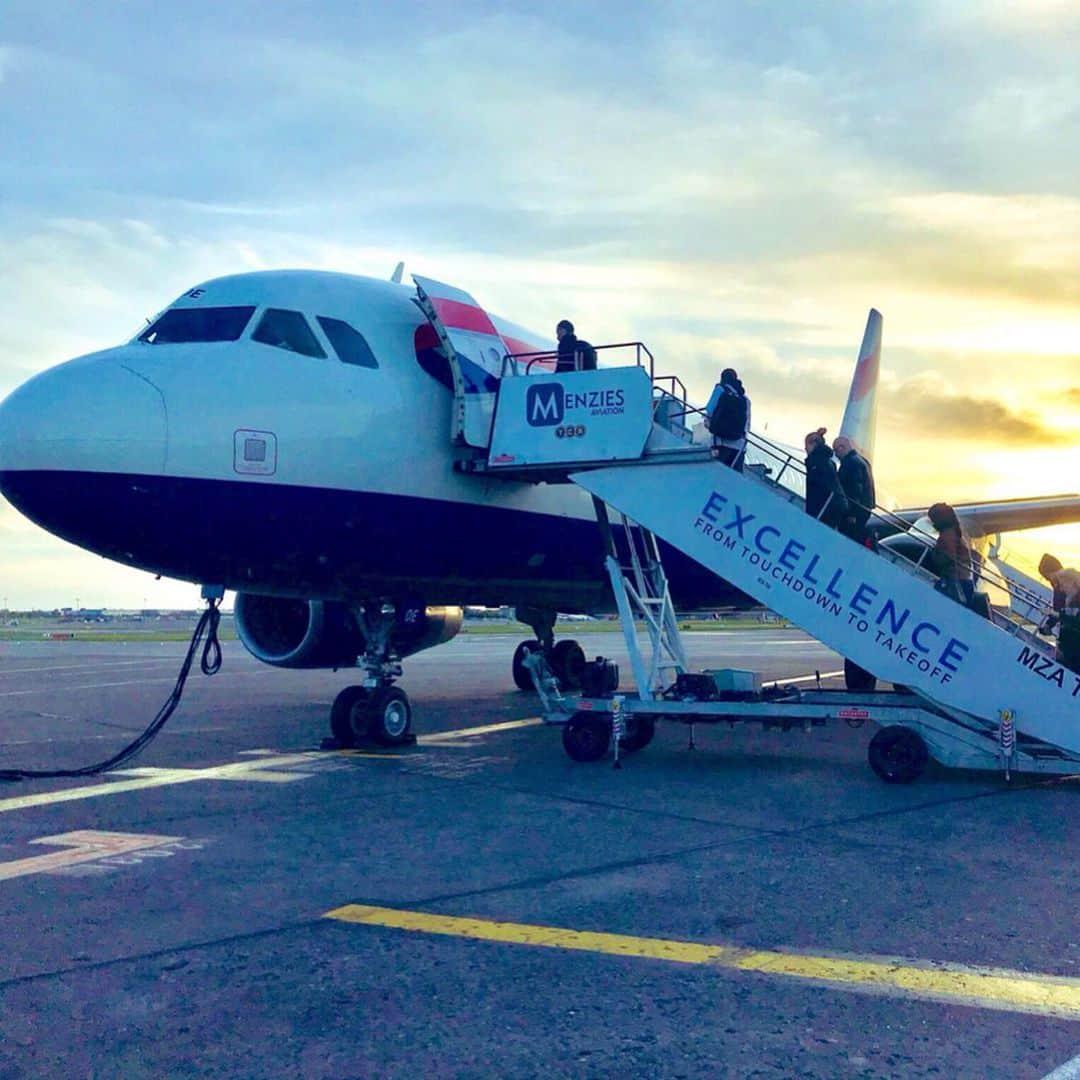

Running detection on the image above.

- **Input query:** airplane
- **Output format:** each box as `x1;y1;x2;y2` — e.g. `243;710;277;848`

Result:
1;268;1077;748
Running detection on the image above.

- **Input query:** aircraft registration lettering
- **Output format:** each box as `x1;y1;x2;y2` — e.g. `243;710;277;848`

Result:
694;490;971;686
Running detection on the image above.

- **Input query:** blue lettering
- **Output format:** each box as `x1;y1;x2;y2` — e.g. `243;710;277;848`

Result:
939;638;969;674
826;568;844;600
802;554;821;586
701;492;728;523
875;599;910;635
779;538;805;571
725;505;756;539
755;525;780;555
850;582;878;616
911;621;940;655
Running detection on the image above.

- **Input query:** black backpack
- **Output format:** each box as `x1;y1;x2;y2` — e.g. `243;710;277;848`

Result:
708;390;748;439
577;339;598;370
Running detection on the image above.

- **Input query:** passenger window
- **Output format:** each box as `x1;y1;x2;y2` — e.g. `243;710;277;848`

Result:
317;316;378;368
252;309;326;358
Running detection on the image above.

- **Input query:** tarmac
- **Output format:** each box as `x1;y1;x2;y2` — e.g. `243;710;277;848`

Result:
0;629;1077;1079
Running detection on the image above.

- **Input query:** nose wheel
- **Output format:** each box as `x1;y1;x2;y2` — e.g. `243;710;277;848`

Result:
329;684;414;747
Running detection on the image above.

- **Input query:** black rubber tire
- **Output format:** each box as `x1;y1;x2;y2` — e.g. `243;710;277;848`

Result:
868;725;929;784
844;658;877;692
512;639;540;691
551;639;587;690
618;715;656;753
367;686;413;746
562;712;611;763
330;685;370;746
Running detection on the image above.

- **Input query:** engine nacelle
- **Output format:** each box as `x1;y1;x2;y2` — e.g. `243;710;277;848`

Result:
233;594;463;669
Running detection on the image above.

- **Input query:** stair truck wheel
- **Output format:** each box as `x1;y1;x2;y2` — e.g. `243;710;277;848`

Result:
367;686;413;746
844;658;877;692
551;639;587;690
562;712;611;763
619;715;656;753
512;639;540;691
330;685;370;746
868;725;929;784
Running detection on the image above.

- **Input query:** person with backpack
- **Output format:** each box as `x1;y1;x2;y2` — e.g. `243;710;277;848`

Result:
705;368;751;470
555;319;597;372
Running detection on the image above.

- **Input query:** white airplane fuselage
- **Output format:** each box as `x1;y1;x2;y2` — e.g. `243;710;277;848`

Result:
0;270;732;613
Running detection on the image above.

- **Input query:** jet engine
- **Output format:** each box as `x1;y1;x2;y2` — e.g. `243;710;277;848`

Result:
234;594;463;669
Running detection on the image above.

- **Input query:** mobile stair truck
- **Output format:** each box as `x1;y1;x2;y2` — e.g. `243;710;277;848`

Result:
418;289;1080;783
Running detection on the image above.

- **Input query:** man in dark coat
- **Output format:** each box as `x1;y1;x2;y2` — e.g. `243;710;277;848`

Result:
833;435;876;543
555;319;596;372
804;428;846;528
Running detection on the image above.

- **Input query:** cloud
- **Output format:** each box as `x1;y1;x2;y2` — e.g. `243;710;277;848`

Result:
882;378;1069;445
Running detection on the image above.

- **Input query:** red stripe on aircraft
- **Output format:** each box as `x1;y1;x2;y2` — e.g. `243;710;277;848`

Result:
430;297;502;338
850;345;880;402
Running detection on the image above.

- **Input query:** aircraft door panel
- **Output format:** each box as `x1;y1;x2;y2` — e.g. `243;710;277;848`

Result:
412;275;507;448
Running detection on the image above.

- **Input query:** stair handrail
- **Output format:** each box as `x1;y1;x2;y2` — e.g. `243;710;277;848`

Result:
737;430;1057;635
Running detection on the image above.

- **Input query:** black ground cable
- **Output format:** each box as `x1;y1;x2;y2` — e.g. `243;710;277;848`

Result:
0;599;222;783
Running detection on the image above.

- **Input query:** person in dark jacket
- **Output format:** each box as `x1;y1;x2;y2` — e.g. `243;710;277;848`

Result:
804;428;846;528
705;368;752;471
833;435;876;543
555;319;597;372
928;502;975;606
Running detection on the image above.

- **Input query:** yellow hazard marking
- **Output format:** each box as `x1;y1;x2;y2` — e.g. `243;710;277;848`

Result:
324;905;1080;1019
0;830;181;882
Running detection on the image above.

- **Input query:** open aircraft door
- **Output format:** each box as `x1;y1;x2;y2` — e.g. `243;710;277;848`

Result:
413;275;513;449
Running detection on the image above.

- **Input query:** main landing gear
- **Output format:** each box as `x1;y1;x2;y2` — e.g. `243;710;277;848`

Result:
512;606;588;692
328;602;415;749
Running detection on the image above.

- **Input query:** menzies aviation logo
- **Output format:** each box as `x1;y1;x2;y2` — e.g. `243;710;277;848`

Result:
526;383;564;426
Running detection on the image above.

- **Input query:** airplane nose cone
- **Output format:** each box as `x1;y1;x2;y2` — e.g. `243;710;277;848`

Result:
0;356;167;477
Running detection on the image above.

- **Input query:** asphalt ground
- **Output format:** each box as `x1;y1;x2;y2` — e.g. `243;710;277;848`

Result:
0;630;1077;1079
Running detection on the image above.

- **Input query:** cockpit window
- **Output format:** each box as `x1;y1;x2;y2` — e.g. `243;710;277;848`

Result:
317;316;378;368
139;306;256;344
252;309;327;358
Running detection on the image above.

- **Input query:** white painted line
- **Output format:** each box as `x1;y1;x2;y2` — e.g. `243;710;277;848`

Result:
0;671;261;697
419;717;544;744
0;659;181;675
1042;1051;1080;1080
0;830;181;882
0;751;330;814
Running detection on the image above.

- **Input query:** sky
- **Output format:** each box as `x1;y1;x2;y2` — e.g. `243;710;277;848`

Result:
1;0;1079;608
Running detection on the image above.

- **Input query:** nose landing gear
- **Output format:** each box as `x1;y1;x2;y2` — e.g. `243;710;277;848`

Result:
326;602;415;749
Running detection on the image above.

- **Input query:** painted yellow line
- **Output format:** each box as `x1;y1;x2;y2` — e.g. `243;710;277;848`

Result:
418;717;543;744
324;905;1080;1019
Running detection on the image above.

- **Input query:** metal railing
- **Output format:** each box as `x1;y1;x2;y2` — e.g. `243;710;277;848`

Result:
736;429;1056;638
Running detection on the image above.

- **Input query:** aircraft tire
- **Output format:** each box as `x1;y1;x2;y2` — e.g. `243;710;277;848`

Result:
562;713;611;763
843;658;877;692
551;639;587;690
512;640;540;691
367;686;413;746
868;725;928;784
618;715;655;753
330;685;370;747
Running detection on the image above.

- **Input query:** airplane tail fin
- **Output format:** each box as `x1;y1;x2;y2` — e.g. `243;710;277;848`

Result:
390;261;405;284
838;308;882;462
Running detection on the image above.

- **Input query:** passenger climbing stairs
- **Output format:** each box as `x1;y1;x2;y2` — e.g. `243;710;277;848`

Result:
415;292;1080;779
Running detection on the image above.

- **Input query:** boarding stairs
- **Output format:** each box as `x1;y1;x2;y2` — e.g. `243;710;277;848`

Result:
415;298;1080;773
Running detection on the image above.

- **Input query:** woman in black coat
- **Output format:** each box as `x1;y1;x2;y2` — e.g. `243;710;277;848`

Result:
804;427;847;528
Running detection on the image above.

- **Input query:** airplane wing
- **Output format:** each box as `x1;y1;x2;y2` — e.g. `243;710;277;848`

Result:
888;495;1080;537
